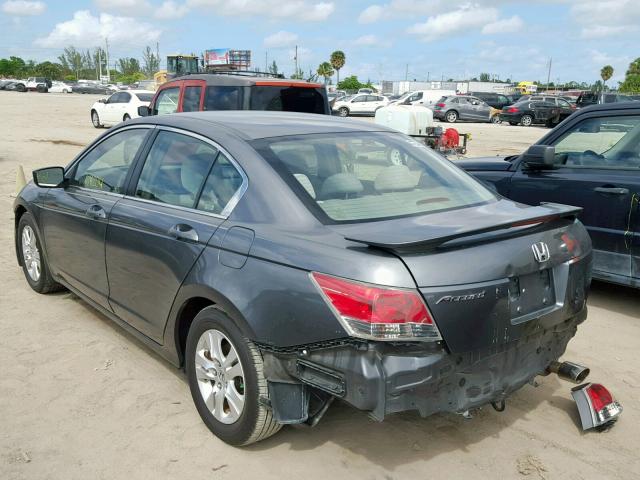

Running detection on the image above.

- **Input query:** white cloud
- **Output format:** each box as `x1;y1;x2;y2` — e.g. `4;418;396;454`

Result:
571;0;640;38
154;0;190;19
1;0;46;15
264;30;299;48
407;4;498;41
481;15;523;34
358;5;384;23
93;0;152;15
34;10;161;48
354;34;380;46
186;0;334;21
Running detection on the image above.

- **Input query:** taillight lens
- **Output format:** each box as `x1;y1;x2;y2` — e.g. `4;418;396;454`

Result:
311;272;441;341
507;107;519;113
586;383;623;424
435;103;445;108
561;231;583;262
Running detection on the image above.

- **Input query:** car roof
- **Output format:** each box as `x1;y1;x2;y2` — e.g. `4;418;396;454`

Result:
164;74;323;89
130;111;395;140
126;90;155;94
574;101;640;113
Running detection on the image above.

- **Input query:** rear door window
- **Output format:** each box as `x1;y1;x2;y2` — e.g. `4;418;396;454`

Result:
135;130;218;208
197;153;244;214
154;87;180;115
250;86;327;114
204;86;242;110
182;86;202;112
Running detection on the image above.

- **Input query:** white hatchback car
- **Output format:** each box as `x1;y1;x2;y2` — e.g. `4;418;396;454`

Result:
333;93;389;117
49;81;73;94
90;90;155;128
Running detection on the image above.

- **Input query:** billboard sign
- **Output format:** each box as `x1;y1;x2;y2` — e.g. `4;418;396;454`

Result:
205;49;230;66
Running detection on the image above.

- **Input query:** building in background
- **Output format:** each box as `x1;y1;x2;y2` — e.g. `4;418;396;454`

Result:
204;49;252;71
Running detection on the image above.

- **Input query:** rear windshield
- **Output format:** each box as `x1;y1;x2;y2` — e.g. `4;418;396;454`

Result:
253;132;496;223
250;86;327;114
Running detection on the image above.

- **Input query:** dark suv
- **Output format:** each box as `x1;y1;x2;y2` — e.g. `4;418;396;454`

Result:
468;91;511;109
140;74;330;116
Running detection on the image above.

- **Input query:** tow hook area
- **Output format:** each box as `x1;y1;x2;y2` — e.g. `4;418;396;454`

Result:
571;383;623;431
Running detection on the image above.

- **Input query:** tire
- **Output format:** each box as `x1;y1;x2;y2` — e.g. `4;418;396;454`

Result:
338;107;349;117
520;114;533;127
17;213;63;294
185;307;282;446
445;110;458;123
490;115;500;124
62;89;68;94
123;114;131;122
91;110;102;128
16;83;26;92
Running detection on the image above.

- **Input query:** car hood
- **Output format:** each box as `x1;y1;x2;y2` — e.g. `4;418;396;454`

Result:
455;156;512;171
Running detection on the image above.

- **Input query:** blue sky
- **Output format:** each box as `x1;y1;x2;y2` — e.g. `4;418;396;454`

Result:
1;0;638;84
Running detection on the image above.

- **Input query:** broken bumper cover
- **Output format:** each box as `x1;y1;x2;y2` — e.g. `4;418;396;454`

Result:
262;308;586;422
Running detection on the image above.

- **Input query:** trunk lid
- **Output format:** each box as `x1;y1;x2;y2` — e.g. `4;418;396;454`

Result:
332;200;590;353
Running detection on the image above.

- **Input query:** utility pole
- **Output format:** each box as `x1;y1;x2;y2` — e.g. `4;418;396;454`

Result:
265;51;268;73
156;41;160;72
546;57;552;91
105;37;110;82
97;48;102;81
404;64;408;81
427;71;430;82
294;45;298;75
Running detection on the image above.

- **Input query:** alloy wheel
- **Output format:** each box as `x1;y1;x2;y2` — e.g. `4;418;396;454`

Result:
194;329;246;425
21;225;41;282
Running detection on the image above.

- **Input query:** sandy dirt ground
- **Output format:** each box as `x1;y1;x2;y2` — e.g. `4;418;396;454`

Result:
1;91;639;480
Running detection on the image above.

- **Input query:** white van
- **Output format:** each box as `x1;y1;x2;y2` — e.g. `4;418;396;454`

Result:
392;90;457;107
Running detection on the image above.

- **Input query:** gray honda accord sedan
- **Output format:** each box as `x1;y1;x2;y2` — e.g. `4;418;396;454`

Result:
14;111;592;445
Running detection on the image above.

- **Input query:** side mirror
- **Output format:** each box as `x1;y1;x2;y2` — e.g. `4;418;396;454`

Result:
522;145;555;169
33;167;65;188
138;105;151;117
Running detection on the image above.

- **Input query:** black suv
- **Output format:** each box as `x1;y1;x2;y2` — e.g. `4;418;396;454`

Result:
140;74;330;117
468;91;511;109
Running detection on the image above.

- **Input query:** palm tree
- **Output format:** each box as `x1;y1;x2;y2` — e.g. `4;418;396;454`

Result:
330;50;345;85
600;65;614;91
317;61;334;84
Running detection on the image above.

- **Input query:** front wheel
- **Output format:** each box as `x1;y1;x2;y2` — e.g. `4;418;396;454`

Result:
186;307;282;446
337;107;349;117
445;110;458;123
91;110;102;128
17;213;63;294
520;114;533;127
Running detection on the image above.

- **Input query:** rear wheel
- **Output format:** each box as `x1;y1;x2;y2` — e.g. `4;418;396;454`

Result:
520;114;533;126
445;110;458;123
338;107;349;117
490;115;500;124
185;307;282;446
17;213;63;294
16;83;26;92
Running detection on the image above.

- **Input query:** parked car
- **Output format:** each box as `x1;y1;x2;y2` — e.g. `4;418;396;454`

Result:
357;87;374;94
0;79;17;90
333;93;389;117
576;92;635;109
90;90;154;127
459;101;640;287
327;90;347;107
48;81;73;94
432;95;492;123
5;80;26;92
499;100;573;127
74;82;117;95
468;92;512;109
140;74;329;117
15;111;592;445
25;76;52;92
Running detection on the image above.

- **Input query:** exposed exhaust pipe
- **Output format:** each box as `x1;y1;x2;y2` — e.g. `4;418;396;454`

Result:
547;361;590;384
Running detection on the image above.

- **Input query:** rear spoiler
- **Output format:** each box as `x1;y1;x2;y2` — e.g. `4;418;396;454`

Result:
345;203;582;251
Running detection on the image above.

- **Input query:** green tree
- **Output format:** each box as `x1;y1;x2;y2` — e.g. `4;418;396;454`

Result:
118;57;141;76
290;66;304;79
330;50;345;84
619;57;640;93
34;61;63;80
142;46;159;76
337;75;364;91
268;60;279;76
58;46;83;79
600;65;614;91
317;61;334;84
479;72;491;82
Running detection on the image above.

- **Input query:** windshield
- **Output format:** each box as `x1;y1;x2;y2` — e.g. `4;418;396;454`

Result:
250;86;328;114
253;132;496;223
135;93;154;102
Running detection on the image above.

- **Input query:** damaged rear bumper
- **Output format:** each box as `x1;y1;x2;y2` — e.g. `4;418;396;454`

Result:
261;307;586;423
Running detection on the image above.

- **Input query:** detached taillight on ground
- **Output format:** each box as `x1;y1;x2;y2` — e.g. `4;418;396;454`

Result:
311;272;442;341
571;383;623;430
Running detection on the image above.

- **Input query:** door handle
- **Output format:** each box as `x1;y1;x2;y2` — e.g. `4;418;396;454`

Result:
86;204;106;220
594;186;629;195
168;223;199;243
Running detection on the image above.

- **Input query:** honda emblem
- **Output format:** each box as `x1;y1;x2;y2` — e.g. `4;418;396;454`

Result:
532;242;550;263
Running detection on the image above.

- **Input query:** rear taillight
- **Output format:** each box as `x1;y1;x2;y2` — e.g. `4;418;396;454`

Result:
311;272;441;341
561;232;583;262
571;383;622;429
435;103;445;108
507;107;519;113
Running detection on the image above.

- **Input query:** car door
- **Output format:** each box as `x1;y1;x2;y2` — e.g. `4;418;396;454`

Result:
408;92;424;105
456;97;474;120
181;80;205;112
103;92;125;123
471;98;491;121
39;127;152;308
152;85;181;115
105;128;245;341
509;113;640;282
349;95;367;114
112;92;131;122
